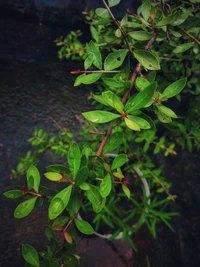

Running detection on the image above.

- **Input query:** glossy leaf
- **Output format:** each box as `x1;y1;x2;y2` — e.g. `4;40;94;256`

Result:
140;0;151;21
14;197;37;219
122;184;131;199
68;142;81;179
156;104;178;118
108;0;120;7
3;189;22;199
104;49;128;70
100;174;112;198
134;50;160;70
102;91;115;107
161;78;187;99
156;14;177;27
79;182;90;191
156;110;172;123
44;172;62;181
127;115;151;129
74;219;95;235
103;131;123;153
86;184;103;206
96;8;110;18
93;94;108;106
102;77;124;88
22;244;39;267
81;73;102;84
128;31;153;41
48;185;72;220
173;42;194;53
82;110;120;123
124;117;140;131
135;77;150;91
75;166;89;187
87;40;102;69
27;165;40;193
111;154;128;170
112;94;124;114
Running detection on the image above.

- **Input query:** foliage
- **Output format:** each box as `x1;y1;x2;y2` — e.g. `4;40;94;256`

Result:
4;0;200;266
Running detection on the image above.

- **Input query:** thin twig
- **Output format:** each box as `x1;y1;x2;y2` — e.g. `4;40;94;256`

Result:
178;26;200;45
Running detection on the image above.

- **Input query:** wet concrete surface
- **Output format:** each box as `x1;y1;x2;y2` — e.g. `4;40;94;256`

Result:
0;13;200;267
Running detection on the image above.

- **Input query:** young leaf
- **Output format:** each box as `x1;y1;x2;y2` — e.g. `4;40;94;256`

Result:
87;40;102;69
125;82;156;113
108;0;121;8
82;110;120;123
81;73;102;85
124;117;141;131
74;73;85;87
22;244;39;267
52;216;69;227
140;0;151;21
48;185;72;220
75;166;89;187
102;91;115;108
68;142;81;179
134;50;160;70
93;94;109;106
44;172;62;181
96;8;110;19
111;154;128;170
14;197;37;219
3;189;22;199
102;77;124;89
128;31;153;41
127;115;151;129
100;174;112;198
112;94;124;114
155;110;172;123
64;232;73;244
173;42;194;54
156;104;178;118
27;165;40;193
161;78;187;99
104;49;128;70
122;184;131;199
74;219;95;235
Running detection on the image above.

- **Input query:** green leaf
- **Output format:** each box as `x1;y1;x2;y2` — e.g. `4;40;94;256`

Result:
3;189;22;199
112;94;124;114
52;216;69;227
125;82;156;112
79;182;90;191
46;164;70;176
92;197;106;213
82;110;120;123
104;49;128;70
155;110;172;123
135;77;150;91
48;185;72;220
128;31;153;41
44;225;56;241
111;154;128;170
96;8;110;19
27;165;40;193
103;131;123;153
67;190;81;215
75;166;89;187
87;40;102;69
134;50;160;70
102;91;115;107
74;74;85;87
44;172;62;181
86;184;103;206
74;219;95;235
156;14;177;27
100;174;112;198
22;244;39;267
102;77;124;89
90;25;100;43
122;184;131;199
14;197;37;219
161;78;187;99
173;42;194;54
127;115;151;129
140;0;151;21
124;117;140;131
81;73;102;85
68;142;81;179
108;0;120;8
156;104;178;118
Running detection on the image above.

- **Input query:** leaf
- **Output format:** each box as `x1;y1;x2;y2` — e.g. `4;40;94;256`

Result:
127;115;151;129
161;78;187;99
104;49;128;70
134;50;160;70
111;154;128;170
87;40;102;69
135;77;150;91
81;73;102;84
64;232;73;244
27;165;40;193
22;244;39;267
74;219;95;235
48;185;72;220
90;25;100;43
155;110;172;123
102;77;124;89
128;31;153;41
82;110;120;123
156;104;178;118
3;189;22;199
100;174;112;198
112;94;124;114
75;166;89;187
74;74;85;86
52;216;69;227
96;8;110;19
44;172;62;181
67;190;81;215
68;142;81;179
103;131;123;153
46;164;70;176
124;117;140;131
125;82;156;113
108;0;121;8
14;197;37;219
122;184;131;199
173;42;194;53
92;197;106;213
102;91;115;107
86;184;103;206
140;0;151;21
156;14;177;27
79;182;90;191
44;225;56;241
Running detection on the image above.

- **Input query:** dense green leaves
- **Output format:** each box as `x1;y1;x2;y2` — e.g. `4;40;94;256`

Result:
22;245;39;267
104;131;123;153
134;50;160;70
104;49;128;70
74;219;95;235
48;185;72;220
82;110;120;123
161;78;187;99
14;197;37;218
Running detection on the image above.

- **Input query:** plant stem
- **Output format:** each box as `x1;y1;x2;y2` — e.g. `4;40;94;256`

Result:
178;26;200;45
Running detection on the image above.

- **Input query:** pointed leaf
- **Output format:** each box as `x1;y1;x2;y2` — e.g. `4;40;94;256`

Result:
112;94;124;114
124;117;140;131
103;131;123;153
27;165;40;193
74;219;95;235
108;0;121;8
44;172;62;181
156;13;177;27
68;142;81;179
140;0;151;21
102;91;115;107
127;115;151;129
75;166;89;187
134;50;160;70
87;40;102;69
64;232;73;244
14;197;37;218
173;42;194;54
161;78;187;99
135;77;150;91
48;185;72;220
82;73;102;84
3;189;22;199
104;49;128;70
82;110;120;123
22;245;39;267
100;174;112;198
122;184;131;199
111;154;128;170
96;8;110;18
128;31;153;41
86;184;103;206
156;104;177;118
